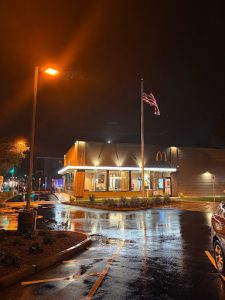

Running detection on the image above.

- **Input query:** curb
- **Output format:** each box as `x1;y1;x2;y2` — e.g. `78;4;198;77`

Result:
0;232;92;290
62;202;153;211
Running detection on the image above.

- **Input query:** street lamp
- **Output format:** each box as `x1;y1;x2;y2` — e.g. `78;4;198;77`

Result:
27;66;60;210
18;66;59;232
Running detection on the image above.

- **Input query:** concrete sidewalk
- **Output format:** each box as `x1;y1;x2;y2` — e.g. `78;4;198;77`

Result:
53;192;71;202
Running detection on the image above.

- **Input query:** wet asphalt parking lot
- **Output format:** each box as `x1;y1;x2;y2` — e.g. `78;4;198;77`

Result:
1;202;225;300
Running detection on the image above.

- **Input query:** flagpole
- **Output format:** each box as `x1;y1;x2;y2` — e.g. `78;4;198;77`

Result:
141;78;145;198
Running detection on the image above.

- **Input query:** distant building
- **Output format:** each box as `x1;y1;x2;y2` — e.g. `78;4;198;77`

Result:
35;156;63;189
58;141;225;198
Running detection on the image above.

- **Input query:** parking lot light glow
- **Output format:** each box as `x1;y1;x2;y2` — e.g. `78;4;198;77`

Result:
44;68;60;76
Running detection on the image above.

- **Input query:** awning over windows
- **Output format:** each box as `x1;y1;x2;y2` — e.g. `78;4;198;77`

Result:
58;165;177;175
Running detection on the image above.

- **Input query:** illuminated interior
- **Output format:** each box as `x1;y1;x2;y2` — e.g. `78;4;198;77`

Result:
60;141;178;197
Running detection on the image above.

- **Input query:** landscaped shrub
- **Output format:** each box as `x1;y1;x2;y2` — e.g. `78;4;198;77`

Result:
146;198;153;207
88;194;96;203
70;195;75;202
151;196;163;206
104;199;117;207
28;242;43;254
0;250;20;267
129;197;140;207
118;197;129;207
140;198;151;207
163;195;172;204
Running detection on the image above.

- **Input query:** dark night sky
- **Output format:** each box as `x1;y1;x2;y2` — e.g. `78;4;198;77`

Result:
0;0;225;157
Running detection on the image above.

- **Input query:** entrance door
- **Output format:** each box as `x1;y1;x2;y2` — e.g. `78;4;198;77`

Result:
164;177;171;195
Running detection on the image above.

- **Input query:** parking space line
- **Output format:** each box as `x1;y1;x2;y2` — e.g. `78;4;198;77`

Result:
85;241;125;300
21;272;100;286
205;251;217;269
63;257;103;263
204;250;225;281
21;277;71;285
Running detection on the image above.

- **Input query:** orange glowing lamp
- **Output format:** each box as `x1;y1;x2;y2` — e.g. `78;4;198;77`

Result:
44;68;60;76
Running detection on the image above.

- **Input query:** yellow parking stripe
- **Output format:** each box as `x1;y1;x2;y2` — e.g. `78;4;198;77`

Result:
63;257;103;263
85;241;125;300
204;250;225;281
21;277;70;285
21;272;100;286
205;251;217;269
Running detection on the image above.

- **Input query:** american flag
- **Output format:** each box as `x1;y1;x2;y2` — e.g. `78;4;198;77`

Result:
142;92;160;115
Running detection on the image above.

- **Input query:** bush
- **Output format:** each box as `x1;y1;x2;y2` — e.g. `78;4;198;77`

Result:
104;199;117;207
28;242;43;254
163;195;172;204
70;195;75;202
88;194;96;203
129;197;140;207
152;196;163;206
140;198;151;207
118;197;129;207
42;234;55;245
0;250;20;267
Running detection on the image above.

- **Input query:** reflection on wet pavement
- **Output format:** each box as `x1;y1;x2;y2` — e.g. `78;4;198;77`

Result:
169;200;218;213
0;202;224;299
0;207;19;230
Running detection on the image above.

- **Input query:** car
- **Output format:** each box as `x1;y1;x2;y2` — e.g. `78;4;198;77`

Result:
211;202;225;275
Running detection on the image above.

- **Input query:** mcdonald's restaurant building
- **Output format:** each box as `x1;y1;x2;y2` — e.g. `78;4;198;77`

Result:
58;141;225;198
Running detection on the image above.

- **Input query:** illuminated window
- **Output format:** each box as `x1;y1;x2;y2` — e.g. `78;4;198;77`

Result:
85;170;107;191
65;172;74;190
109;171;129;191
131;171;150;191
144;172;150;190
131;171;141;191
84;171;95;191
158;178;164;189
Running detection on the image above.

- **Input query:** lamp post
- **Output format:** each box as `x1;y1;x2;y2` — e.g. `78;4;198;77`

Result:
26;66;39;210
27;66;60;210
18;66;59;232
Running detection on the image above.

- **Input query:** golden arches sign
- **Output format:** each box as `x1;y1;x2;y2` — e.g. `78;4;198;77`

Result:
156;151;167;162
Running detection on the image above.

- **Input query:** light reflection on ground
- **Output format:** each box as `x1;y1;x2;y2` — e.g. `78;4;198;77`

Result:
0;201;224;300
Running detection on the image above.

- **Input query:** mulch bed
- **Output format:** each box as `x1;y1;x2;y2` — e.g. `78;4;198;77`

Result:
0;230;86;277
